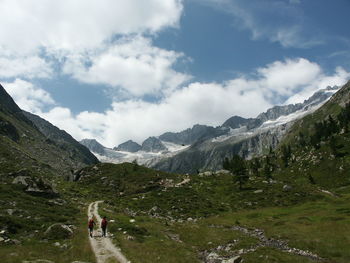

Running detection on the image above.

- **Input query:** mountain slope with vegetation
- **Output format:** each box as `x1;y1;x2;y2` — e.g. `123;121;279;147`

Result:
1;82;350;263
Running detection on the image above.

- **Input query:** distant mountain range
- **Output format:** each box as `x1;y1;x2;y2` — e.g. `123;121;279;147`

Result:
80;86;339;173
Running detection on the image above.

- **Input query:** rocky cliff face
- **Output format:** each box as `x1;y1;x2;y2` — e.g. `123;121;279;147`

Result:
114;140;141;152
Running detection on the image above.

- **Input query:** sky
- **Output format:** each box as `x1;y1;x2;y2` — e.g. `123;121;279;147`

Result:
1;0;350;147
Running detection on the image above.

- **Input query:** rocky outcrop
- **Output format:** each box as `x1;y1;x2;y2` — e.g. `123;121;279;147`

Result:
114;140;141;152
141;137;167;152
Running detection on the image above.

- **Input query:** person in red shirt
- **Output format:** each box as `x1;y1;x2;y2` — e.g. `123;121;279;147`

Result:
101;216;108;237
88;217;96;238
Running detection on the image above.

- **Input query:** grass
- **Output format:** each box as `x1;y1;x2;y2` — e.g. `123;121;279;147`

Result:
95;188;350;263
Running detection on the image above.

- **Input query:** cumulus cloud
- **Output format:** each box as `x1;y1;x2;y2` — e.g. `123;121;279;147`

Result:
63;36;191;97
0;0;185;87
0;0;183;54
6;58;347;148
0;55;52;79
3;79;55;113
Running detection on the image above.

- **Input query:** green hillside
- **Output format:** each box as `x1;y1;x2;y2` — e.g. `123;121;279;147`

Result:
1;82;350;262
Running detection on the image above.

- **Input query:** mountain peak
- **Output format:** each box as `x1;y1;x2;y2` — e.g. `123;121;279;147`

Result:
114;140;141;152
0;84;22;114
80;139;106;155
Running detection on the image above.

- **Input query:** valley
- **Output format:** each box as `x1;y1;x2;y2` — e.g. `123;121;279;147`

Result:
1;82;350;263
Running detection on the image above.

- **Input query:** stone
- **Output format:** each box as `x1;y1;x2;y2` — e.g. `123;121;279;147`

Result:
222;256;242;263
283;185;293;192
206;252;220;263
44;224;73;240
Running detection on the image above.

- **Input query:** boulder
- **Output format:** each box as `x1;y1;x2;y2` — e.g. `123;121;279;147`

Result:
12;175;58;197
222;256;242;263
283;185;293;192
44;224;73;240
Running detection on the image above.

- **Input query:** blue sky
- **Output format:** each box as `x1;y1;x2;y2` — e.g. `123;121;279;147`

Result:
1;0;350;147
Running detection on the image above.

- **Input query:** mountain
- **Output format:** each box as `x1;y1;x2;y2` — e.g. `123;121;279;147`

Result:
141;137;167;152
0;84;99;178
152;86;339;173
0;83;100;262
23;112;99;166
80;138;107;155
114;140;141;152
159;124;228;145
79;85;339;173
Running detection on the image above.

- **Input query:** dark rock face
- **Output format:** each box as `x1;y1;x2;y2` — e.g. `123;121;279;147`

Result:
79;139;106;155
114;140;141;152
159;124;228;145
23;112;99;166
141;137;167;152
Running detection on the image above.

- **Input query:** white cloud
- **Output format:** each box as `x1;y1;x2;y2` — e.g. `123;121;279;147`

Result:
0;0;184;84
63;36;191;96
0;0;183;54
0;55;52;79
3;79;55;113
16;58;348;148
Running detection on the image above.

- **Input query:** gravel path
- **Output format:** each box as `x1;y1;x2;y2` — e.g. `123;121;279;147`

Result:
88;201;130;263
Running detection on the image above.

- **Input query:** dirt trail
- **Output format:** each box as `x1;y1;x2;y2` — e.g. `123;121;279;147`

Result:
88;201;130;263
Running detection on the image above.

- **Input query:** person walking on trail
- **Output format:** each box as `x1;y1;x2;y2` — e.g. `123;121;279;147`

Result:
88;217;96;238
101;216;108;237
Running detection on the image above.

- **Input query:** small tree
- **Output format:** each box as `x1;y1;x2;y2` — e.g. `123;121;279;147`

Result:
223;154;248;190
264;156;273;181
281;144;292;167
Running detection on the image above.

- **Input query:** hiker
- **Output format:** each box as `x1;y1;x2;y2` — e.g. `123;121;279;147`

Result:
88;217;96;238
101;216;108;237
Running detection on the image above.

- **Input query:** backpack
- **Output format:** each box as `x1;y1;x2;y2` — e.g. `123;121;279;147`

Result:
101;218;107;228
88;219;94;228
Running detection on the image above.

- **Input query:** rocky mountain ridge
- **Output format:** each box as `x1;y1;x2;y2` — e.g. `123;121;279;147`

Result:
80;86;339;173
